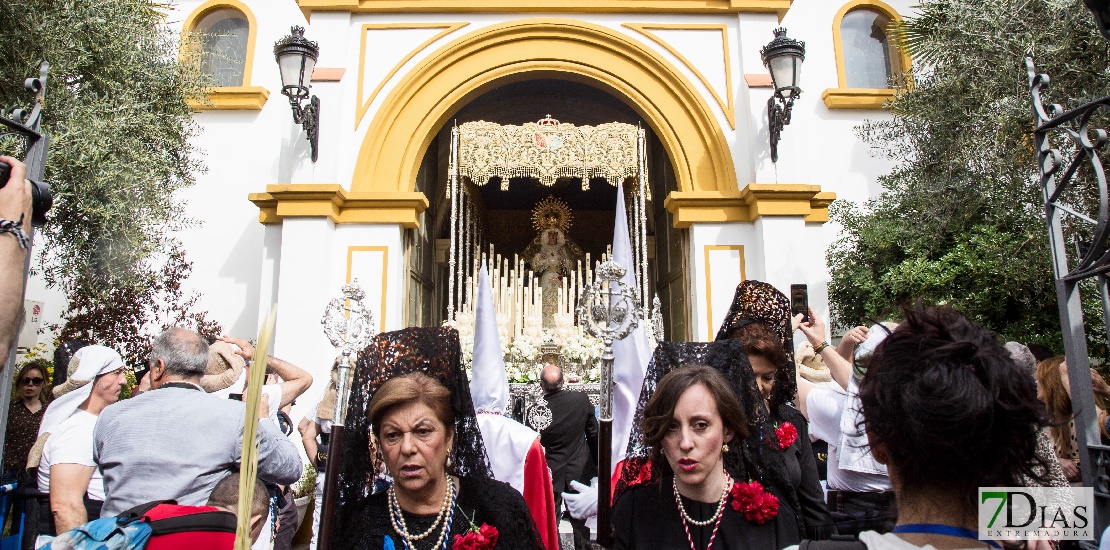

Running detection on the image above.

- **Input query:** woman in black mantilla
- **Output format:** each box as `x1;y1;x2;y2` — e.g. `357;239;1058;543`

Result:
331;327;543;550
613;339;804;550
716;280;834;539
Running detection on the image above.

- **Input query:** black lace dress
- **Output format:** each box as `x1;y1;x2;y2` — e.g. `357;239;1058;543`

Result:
336;475;543;550
612;479;797;550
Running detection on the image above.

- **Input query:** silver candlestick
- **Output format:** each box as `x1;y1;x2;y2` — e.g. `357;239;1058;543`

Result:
320;279;377;425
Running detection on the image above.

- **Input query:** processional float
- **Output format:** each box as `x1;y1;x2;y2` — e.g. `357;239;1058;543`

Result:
448;116;650;546
316;281;377;550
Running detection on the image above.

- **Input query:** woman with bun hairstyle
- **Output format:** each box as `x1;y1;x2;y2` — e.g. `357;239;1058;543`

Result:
799;305;1048;549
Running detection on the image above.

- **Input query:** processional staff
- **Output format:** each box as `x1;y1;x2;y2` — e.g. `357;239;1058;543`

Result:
576;260;640;548
317;280;377;550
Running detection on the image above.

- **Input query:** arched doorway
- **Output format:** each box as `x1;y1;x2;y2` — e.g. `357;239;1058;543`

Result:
404;79;693;341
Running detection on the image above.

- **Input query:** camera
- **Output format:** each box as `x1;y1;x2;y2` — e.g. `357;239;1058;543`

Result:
0;160;53;226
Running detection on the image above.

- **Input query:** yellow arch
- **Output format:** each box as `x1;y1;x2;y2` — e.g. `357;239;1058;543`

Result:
351;18;738;195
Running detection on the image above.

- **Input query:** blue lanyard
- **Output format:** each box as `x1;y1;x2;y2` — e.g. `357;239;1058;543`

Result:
891;524;1002;549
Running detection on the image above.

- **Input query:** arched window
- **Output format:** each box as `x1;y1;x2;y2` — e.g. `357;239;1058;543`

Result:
823;0;911;110
840;8;901;89
182;0;268;110
196;8;249;87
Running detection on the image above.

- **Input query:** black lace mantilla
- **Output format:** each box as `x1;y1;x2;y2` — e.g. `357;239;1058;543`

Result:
615;339;804;538
333;327;494;545
714;280;798;413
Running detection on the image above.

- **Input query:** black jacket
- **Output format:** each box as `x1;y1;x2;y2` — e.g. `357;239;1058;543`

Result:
537;388;599;492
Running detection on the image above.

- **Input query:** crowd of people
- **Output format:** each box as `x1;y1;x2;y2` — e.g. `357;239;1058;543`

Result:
0;155;1102;550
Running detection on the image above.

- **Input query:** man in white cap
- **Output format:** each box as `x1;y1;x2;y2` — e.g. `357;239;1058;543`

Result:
33;345;127;533
469;261;560;549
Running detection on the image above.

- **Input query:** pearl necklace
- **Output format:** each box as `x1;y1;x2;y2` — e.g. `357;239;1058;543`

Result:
673;471;731;550
389;475;457;547
672;471;732;526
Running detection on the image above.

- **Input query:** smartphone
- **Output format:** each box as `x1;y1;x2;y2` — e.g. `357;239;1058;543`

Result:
790;284;809;323
228;393;243;401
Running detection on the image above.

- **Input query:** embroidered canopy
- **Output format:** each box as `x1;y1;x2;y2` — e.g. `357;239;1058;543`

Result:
456;116;640;190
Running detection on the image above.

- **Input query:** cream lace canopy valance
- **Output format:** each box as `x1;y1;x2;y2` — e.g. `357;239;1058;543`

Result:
456;117;640;190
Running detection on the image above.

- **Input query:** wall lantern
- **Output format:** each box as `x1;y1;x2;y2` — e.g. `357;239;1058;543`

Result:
761;27;805;163
274;26;320;162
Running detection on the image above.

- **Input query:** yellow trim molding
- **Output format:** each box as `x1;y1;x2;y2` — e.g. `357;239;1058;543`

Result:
624;24;734;129
353;18;738;198
299;0;791;19
825;0;911;110
821;88;894;110
703;245;745;340
356;23;469;130
182;0;269;110
346;246;389;330
248;184;430;228
188;86;269;110
663;184;836;228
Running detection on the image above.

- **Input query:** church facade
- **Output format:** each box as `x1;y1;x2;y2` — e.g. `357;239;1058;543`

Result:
27;0;915;388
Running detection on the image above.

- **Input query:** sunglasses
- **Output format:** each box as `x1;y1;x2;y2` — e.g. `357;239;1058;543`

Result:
20;377;44;386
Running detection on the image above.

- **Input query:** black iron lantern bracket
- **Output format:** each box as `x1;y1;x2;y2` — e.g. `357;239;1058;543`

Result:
761;28;805;163
274;27;321;162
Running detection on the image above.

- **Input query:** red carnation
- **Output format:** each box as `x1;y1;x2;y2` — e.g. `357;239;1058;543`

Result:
453;524;498;550
744;491;779;524
775;422;798;450
729;481;780;524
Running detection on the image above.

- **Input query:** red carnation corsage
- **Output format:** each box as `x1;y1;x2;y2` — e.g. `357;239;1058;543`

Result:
729;480;780;524
453;523;498;550
775;421;797;450
453;505;498;550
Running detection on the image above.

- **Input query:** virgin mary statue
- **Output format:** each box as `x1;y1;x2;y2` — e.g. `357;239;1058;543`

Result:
522;196;583;328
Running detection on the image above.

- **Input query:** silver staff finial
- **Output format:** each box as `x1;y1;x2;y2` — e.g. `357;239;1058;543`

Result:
575;260;640;421
320;279;377;426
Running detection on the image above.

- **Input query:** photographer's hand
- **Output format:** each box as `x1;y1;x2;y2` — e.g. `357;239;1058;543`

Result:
0;157;31;232
0;156;32;360
800;307;852;390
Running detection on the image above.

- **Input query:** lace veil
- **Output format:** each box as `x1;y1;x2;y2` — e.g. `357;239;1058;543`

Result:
615;339;803;536
715;280;797;413
333;327;493;532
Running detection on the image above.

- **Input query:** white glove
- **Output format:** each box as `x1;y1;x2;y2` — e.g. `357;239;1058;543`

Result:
561;478;599;530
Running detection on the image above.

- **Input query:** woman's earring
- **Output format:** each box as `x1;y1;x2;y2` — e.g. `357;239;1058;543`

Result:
445;451;453;471
722;443;730;453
